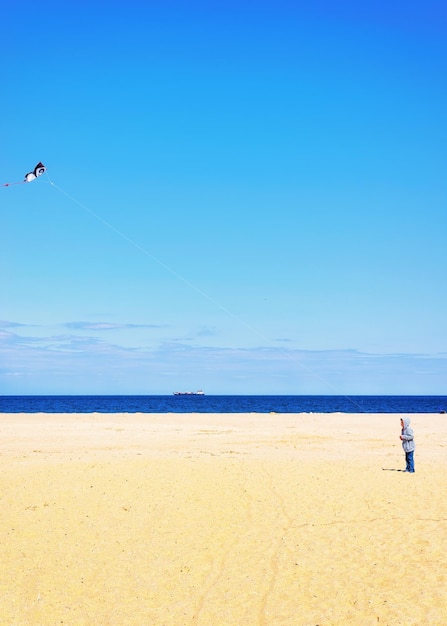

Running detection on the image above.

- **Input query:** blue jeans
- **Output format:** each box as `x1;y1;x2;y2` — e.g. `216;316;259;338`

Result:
405;450;415;472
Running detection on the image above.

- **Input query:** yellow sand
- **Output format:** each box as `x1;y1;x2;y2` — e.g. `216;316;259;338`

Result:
0;412;446;625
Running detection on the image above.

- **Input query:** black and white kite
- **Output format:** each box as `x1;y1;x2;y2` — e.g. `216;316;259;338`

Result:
24;162;46;183
2;162;47;187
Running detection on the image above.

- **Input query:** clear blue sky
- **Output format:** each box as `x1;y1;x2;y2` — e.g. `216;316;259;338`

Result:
1;0;446;394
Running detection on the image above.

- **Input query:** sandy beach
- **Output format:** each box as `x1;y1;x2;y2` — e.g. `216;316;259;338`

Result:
1;412;446;625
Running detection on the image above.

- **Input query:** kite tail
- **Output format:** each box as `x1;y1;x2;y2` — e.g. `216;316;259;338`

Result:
1;180;26;187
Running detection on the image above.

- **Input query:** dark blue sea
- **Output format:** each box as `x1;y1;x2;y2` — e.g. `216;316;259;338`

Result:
0;395;446;414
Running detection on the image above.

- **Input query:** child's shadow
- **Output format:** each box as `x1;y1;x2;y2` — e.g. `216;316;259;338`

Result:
382;468;405;471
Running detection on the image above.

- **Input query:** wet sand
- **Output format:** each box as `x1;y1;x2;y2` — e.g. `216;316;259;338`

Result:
1;412;446;625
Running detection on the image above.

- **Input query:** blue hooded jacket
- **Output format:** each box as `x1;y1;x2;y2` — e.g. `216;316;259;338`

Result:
401;417;415;453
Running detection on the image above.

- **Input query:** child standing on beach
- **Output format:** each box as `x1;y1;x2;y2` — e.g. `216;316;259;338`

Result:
400;417;415;472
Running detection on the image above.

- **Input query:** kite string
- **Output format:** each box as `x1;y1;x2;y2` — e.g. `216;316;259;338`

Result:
46;174;365;411
47;177;254;328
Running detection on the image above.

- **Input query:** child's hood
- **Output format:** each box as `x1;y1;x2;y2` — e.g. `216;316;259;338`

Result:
402;417;411;429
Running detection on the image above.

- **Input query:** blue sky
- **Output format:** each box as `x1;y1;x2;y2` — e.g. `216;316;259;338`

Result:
1;0;446;395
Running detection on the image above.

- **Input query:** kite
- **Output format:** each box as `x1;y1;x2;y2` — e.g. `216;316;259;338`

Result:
2;162;47;187
24;162;46;183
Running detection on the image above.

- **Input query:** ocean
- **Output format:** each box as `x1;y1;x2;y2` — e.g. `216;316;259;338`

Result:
0;395;446;414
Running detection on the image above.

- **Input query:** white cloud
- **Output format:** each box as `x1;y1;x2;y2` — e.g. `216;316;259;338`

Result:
0;320;29;328
65;321;165;331
1;323;446;395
